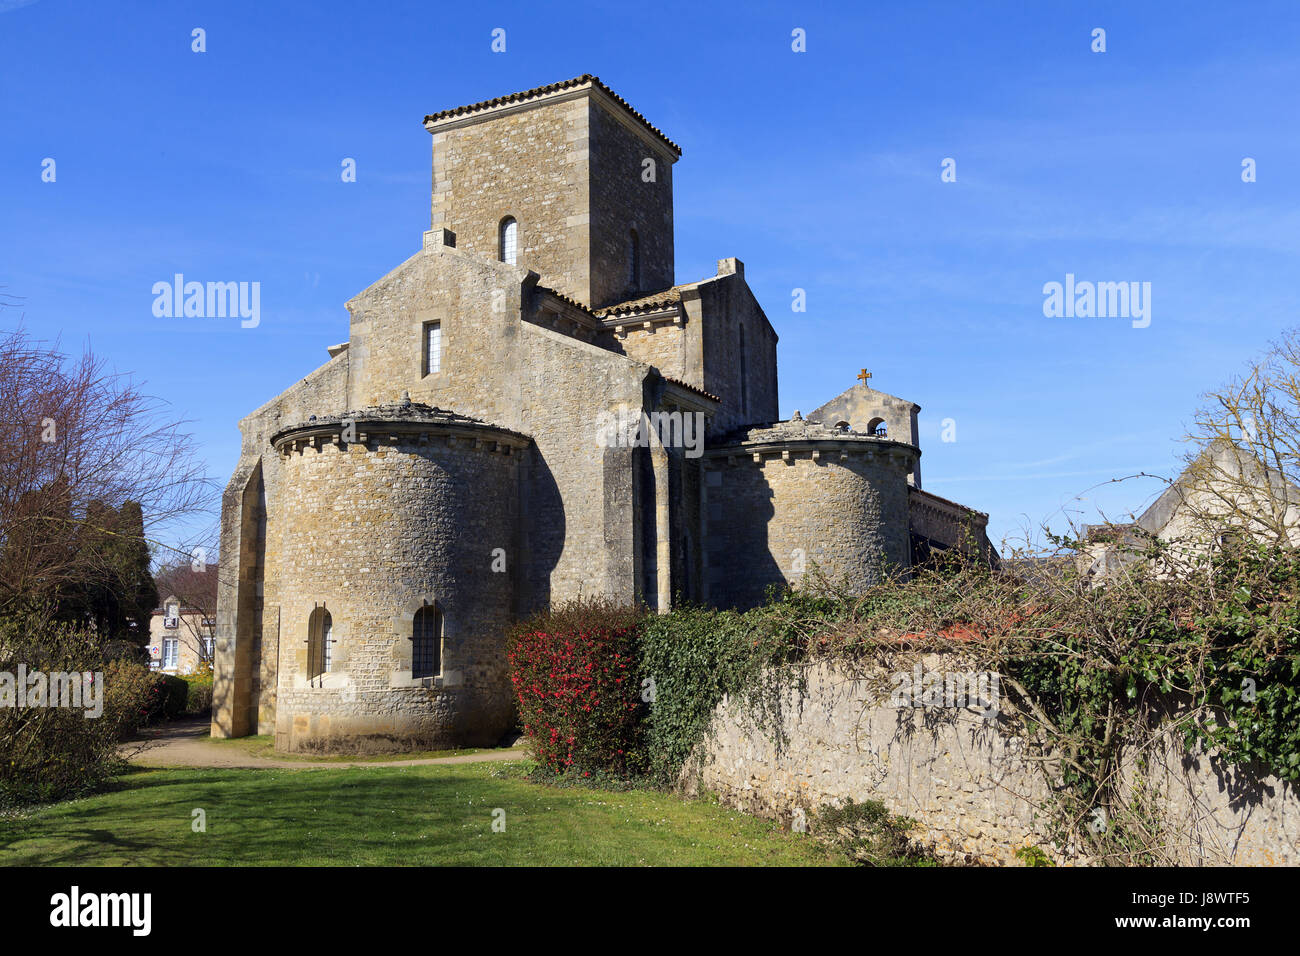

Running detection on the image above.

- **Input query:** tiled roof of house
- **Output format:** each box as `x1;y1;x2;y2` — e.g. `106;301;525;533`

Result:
423;74;681;156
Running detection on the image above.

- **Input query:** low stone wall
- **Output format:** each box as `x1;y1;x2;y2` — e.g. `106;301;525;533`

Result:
680;660;1300;865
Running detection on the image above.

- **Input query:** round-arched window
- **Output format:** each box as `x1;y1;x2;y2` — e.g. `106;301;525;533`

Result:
499;217;518;265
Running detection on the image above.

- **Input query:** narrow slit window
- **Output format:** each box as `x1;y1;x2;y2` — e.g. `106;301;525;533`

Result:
499;217;518;265
308;606;332;680
739;324;747;414
426;321;442;375
412;604;442;679
628;229;640;290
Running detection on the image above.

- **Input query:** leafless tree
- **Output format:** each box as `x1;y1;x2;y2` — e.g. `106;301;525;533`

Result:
1178;328;1300;548
153;537;220;664
0;324;214;619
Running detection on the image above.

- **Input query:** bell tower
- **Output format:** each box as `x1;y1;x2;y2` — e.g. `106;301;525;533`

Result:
423;75;680;308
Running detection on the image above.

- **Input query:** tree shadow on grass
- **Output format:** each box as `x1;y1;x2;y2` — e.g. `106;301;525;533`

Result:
2;768;530;866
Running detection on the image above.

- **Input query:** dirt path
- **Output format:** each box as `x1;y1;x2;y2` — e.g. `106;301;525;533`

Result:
123;718;528;770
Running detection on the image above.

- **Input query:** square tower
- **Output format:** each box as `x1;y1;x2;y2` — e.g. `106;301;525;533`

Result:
424;75;680;309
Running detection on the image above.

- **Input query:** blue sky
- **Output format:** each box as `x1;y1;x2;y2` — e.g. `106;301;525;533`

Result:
3;0;1300;555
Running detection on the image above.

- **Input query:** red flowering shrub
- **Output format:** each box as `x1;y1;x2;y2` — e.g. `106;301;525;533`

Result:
507;600;648;776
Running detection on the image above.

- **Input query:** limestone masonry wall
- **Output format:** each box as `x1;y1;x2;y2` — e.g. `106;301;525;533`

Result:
587;100;674;307
683;660;1300;866
705;433;915;610
269;427;520;752
431;97;590;305
693;272;778;433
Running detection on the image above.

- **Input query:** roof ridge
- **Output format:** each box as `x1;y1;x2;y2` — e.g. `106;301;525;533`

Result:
423;74;681;155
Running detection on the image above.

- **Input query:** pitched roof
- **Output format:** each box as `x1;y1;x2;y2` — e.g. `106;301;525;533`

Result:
662;375;720;403
910;486;990;520
591;287;684;318
423;74;681;156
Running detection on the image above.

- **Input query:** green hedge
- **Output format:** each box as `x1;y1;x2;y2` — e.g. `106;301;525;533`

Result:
509;591;843;785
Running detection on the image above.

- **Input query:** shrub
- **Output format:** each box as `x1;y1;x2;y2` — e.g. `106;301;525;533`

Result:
0;612;124;807
181;663;213;715
813;799;939;866
507;600;648;776
102;659;168;738
640;591;837;785
157;674;189;719
640;606;769;785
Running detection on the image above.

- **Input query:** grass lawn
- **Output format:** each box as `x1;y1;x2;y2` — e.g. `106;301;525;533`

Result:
202;734;486;763
0;761;841;866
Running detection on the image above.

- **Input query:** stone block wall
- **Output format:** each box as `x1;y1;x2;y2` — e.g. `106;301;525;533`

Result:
345;245;530;419
683;660;1300;866
704;428;916;610
587;99;674;307
688;266;779;433
213;349;351;739
268;422;523;752
514;322;650;610
427;85;677;310
430;96;591;305
615;321;688;383
809;385;922;486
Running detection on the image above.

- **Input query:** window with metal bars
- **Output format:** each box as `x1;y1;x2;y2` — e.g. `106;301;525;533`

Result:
307;606;332;681
412;604;441;679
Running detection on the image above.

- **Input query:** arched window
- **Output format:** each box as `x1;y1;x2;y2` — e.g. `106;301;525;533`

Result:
307;606;332;681
866;417;887;437
412;603;442;679
499;217;518;265
628;229;640;289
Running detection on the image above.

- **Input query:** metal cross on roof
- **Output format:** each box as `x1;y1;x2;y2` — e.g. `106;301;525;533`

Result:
857;369;872;384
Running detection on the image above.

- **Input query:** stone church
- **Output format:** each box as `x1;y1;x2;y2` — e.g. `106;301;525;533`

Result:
211;75;993;753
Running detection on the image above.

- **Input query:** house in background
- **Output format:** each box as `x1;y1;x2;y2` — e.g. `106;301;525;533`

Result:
1079;439;1300;580
147;594;215;674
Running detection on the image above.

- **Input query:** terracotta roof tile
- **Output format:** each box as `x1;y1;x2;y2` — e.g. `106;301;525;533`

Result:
592;287;684;318
424;74;681;156
535;286;595;315
662;376;720;403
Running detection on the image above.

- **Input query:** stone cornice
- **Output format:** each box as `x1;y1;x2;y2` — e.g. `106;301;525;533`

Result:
272;405;530;456
705;435;921;467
